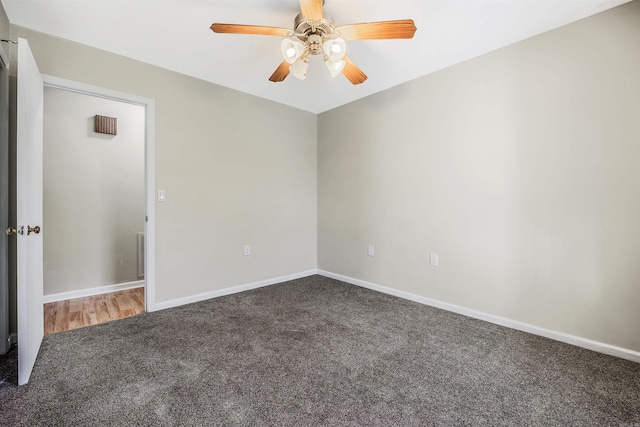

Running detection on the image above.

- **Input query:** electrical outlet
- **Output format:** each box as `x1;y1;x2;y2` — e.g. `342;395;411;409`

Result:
244;245;251;256
368;245;375;257
430;253;439;267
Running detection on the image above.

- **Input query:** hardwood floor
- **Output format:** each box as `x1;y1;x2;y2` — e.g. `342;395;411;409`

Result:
44;287;144;336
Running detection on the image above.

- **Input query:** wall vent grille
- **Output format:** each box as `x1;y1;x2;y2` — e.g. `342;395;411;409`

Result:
94;115;117;135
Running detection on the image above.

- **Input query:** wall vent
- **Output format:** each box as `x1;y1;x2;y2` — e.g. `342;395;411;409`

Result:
94;115;117;135
137;232;145;279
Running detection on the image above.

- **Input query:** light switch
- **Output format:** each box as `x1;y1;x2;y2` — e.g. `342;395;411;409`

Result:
368;245;375;257
157;190;166;202
430;253;439;267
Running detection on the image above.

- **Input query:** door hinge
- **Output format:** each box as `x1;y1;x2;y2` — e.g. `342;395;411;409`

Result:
7;226;25;235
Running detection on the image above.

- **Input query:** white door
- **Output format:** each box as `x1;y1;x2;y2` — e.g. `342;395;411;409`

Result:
16;37;44;386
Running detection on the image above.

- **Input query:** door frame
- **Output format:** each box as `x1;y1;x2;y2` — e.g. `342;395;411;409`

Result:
41;75;156;312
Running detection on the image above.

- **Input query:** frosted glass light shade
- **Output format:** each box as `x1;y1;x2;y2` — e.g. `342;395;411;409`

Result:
290;58;309;80
325;59;346;77
322;37;346;63
281;39;305;64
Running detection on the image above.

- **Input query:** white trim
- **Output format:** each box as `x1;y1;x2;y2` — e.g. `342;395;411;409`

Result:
143;99;156;312
43;280;144;304
154;270;318;311
41;74;157;312
317;270;640;364
41;75;152;107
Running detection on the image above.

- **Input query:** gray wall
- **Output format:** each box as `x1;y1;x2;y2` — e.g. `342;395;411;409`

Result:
0;2;10;350
318;2;640;353
0;1;17;338
11;25;318;305
43;87;145;295
0;2;8;39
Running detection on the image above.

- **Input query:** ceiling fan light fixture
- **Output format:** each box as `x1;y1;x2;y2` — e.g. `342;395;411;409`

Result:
322;37;346;63
290;57;309;80
211;2;416;85
281;39;305;64
325;58;346;78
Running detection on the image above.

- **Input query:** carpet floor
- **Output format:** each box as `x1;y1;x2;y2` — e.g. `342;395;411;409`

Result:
1;275;639;426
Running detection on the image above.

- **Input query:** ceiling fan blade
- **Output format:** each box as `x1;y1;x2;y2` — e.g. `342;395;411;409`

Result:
211;23;293;37
269;61;291;82
335;19;417;41
299;0;323;21
342;56;367;85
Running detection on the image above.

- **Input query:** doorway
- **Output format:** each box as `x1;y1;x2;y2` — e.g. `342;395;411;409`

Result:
41;76;156;329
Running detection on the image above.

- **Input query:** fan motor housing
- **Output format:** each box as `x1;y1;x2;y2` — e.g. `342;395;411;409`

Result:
294;13;335;55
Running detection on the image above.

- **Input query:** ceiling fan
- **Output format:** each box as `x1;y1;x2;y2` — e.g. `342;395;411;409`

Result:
210;0;416;85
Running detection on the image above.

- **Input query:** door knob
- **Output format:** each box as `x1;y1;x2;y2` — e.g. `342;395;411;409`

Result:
5;227;16;236
27;225;41;235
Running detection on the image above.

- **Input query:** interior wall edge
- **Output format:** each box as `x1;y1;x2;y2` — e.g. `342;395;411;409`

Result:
42;280;144;304
317;270;640;365
152;269;319;312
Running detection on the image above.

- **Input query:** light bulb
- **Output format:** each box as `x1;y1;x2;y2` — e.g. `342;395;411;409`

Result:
325;59;346;77
281;39;304;64
290;57;309;80
322;37;347;63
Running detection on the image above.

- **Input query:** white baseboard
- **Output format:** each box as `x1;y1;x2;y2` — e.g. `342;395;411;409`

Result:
317;270;640;364
43;280;145;304
152;269;319;312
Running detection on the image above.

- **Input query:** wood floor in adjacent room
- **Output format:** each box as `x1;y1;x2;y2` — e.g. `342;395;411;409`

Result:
44;287;144;336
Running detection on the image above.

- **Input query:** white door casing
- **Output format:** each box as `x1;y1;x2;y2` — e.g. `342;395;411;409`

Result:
16;37;44;386
40;75;157;313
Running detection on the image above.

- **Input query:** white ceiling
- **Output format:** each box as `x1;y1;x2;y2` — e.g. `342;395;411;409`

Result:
2;0;631;113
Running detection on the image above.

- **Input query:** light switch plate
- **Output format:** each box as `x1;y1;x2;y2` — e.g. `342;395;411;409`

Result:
157;190;166;202
430;253;439;267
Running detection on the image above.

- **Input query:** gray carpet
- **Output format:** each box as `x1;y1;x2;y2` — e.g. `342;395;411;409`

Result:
0;275;639;426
